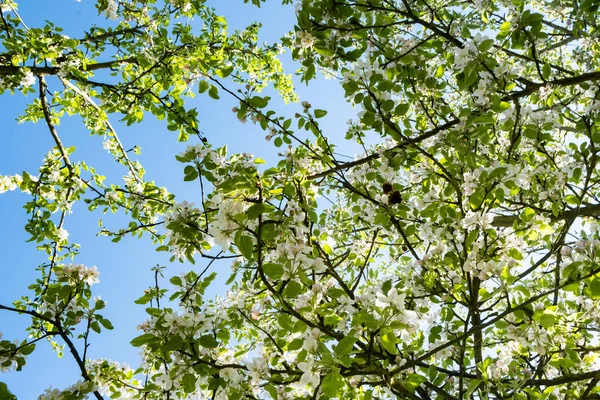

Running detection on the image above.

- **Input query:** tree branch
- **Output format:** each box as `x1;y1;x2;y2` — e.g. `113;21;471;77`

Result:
307;118;460;180
0;58;137;77
492;203;600;227
503;71;600;101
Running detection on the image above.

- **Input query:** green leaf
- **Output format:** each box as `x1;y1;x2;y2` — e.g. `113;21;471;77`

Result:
182;374;196;394
249;96;268;109
162;335;183;351
130;333;157;347
184;169;198;181
178;130;189;142
404;374;427;392
0;382;16;400
542;63;551;80
216;66;233;78
324;314;342;327
170;276;183;286
99;317;114;330
237;235;254;260
524;127;538;139
315;45;334;56
563;281;579;292
478;39;495;52
284;280;303;297
465;379;482;396
262;263;284;280
487;167;507;181
322;368;343;397
265;385;278;399
539;312;555;328
225;271;238;285
288;338;303;351
378;80;394;91
351;312;377;330
314;109;327;118
469;189;485;209
380;329;397;354
495;187;505;203
134;294;153;305
394;103;409;116
90;321;101;334
208;85;220;100
435;66;444;78
495;319;509;329
198;80;209;93
334;336;357;357
198;334;219;349
589;278;600;299
464;63;479;87
499;21;511;33
473;114;495;125
246;203;267;219
19;343;35;355
565;195;579;205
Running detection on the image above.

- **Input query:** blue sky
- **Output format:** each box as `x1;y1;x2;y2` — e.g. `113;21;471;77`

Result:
0;1;356;397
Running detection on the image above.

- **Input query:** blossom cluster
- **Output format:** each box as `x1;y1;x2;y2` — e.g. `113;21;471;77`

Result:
55;264;100;286
38;380;95;400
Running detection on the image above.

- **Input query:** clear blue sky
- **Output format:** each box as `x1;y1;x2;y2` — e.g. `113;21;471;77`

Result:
0;1;356;397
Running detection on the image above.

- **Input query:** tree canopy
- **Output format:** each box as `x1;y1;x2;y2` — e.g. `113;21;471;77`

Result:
2;0;600;399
